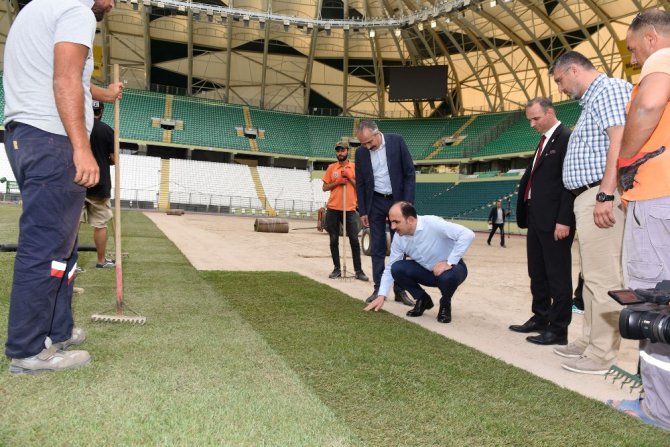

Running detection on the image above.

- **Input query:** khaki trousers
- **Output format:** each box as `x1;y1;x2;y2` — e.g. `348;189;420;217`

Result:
572;187;624;363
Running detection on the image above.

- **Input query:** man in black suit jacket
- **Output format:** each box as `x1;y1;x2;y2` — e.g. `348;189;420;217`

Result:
510;97;576;346
355;120;416;305
486;200;509;247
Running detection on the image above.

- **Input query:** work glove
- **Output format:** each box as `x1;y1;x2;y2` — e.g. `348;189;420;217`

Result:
618;146;665;191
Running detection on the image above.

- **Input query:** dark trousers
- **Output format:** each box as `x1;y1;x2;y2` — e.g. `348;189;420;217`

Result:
487;223;505;246
526;212;574;334
326;208;362;272
4;122;84;358
369;194;395;291
391;259;468;305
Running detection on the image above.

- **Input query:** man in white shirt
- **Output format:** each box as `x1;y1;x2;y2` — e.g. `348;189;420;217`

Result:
3;0;121;375
364;202;475;323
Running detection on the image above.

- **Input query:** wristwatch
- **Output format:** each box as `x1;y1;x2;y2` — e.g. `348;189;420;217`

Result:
595;192;615;202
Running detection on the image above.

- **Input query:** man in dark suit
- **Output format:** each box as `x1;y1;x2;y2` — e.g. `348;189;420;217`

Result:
355;120;416;305
486;200;509;247
510;97;575;345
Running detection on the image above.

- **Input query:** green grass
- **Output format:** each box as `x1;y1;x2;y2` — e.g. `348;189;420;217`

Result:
0;203;668;446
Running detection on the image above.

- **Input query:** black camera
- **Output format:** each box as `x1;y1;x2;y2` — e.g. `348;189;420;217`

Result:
608;280;670;344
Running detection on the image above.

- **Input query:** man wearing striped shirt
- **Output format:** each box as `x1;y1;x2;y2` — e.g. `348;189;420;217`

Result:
549;51;632;375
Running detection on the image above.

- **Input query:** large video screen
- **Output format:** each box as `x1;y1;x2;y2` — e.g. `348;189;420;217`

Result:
388;66;448;102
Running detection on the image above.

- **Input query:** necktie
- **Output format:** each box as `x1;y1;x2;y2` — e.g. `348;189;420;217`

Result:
524;135;546;202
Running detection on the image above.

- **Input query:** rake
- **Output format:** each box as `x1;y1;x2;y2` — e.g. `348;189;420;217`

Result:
92;64;146;325
605;365;643;394
338;181;355;282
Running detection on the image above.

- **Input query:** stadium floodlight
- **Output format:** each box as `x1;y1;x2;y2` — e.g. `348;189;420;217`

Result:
283;19;290;31
325;23;331;36
430;19;437;28
490;0;497;6
369;29;375;38
417;22;424;31
307;23;314;34
259;17;266;29
394;28;402;37
242;14;250;27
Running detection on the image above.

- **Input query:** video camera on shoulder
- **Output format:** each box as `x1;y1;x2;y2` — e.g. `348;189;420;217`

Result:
608;280;670;345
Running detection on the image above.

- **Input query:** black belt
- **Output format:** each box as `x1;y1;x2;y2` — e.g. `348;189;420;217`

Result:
374;191;393;200
570;180;601;197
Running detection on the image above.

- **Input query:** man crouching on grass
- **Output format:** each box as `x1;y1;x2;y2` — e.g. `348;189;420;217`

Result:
365;202;474;323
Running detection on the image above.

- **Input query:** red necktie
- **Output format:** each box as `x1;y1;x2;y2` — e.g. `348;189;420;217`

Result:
523;135;546;202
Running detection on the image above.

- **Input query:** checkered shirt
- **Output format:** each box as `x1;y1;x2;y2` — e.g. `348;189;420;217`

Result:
562;74;633;190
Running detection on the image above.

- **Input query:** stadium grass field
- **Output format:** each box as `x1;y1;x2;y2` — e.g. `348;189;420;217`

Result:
0;204;667;446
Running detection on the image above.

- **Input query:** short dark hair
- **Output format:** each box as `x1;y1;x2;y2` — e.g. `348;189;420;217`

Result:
526;97;554;112
357;120;379;134
395;201;417;219
630;9;670;35
549;51;595;75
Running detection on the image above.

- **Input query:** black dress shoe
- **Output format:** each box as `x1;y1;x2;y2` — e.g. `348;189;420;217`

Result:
394;290;415;306
406;294;434;317
437;303;451;323
365;291;378;303
509;320;548;333
526;331;568;346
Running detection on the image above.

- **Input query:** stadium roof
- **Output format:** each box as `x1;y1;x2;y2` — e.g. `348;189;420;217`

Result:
0;0;662;117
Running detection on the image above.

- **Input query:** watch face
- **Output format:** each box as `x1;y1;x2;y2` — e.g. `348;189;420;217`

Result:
596;192;614;202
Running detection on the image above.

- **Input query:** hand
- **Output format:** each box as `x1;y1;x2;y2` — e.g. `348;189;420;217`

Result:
364;296;385;311
340;170;349;179
73;146;100;187
107;82;123;102
432;261;452;276
594;201;616;228
335;176;348;185
554;223;571;241
360;215;369;228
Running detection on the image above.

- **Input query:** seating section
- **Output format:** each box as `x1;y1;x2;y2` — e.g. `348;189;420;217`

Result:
111;154;162;207
415;180;519;221
169;159;260;209
171;98;249;151
554;100;581;128
309;116;355;158
249;109;310;156
257;166;324;212
106;90;166;143
377;118;451;160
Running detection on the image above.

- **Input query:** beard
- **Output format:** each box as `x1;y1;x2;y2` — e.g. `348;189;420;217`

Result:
337;154;348;162
92;4;106;22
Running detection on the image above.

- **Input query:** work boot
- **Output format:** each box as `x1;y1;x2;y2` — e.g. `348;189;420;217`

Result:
9;345;91;375
53;327;86;350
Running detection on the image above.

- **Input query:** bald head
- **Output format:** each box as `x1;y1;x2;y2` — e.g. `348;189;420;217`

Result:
627;9;670;67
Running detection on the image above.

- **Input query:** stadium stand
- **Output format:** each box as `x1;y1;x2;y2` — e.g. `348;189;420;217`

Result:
257;166;324;212
111;154;162;208
309;115;356;158
169;159;261;212
415;180;519;221
170;97;249;151
106;89;166;143
248;109;310;156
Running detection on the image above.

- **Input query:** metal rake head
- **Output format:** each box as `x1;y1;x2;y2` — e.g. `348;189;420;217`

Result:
91;313;146;324
605;365;643;393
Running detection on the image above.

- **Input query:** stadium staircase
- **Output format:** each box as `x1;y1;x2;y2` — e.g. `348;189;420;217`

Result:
158;159;171;210
249;166;276;216
243;107;259;152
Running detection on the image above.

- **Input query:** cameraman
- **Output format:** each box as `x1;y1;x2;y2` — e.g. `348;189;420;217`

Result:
611;9;670;431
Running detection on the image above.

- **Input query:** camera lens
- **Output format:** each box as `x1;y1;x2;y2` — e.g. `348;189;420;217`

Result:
620;307;670;344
